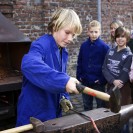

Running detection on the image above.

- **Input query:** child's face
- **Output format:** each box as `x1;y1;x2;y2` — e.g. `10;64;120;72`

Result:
116;35;127;48
53;26;74;47
110;24;119;37
87;27;101;41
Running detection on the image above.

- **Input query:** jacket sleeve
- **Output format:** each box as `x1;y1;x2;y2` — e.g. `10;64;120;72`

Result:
21;41;70;93
99;44;110;84
119;55;132;83
102;52;115;84
60;92;70;100
129;57;133;81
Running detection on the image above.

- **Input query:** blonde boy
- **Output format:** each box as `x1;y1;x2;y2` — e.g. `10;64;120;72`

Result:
16;8;82;126
76;20;109;111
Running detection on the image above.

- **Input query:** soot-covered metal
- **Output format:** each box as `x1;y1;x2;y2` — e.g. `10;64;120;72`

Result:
0;12;31;122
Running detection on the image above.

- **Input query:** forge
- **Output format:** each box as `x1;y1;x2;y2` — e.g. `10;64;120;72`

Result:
0;12;31;121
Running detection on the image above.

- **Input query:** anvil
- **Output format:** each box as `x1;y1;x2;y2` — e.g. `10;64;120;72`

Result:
22;104;133;133
1;105;133;133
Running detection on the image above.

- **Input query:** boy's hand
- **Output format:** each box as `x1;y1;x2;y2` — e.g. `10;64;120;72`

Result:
66;77;79;94
60;96;73;112
113;80;123;88
129;70;133;83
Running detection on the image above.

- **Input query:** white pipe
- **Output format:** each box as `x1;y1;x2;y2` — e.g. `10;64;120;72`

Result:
97;0;101;23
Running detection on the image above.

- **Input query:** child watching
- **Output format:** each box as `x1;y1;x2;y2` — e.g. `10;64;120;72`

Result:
109;20;123;48
76;20;109;111
102;26;132;133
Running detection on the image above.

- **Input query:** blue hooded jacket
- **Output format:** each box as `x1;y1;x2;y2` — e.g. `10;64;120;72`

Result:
16;34;70;126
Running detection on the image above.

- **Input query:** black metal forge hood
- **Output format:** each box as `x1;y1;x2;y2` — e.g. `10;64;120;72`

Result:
0;12;31;43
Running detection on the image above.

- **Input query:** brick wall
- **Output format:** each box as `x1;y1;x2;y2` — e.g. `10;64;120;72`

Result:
0;0;13;18
0;0;133;77
101;0;133;43
13;0;45;40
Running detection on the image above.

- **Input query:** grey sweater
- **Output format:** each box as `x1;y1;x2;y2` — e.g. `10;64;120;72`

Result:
102;46;132;84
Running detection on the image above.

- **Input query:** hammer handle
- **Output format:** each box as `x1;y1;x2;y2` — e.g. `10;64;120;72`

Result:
0;124;33;133
76;83;110;101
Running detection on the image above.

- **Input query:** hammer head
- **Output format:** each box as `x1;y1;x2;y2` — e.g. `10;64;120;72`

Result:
30;117;45;133
109;86;121;113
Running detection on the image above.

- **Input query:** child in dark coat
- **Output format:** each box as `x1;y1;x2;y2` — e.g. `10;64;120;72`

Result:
76;20;109;111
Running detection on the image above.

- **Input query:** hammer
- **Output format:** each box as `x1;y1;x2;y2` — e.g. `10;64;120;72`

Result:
76;83;121;113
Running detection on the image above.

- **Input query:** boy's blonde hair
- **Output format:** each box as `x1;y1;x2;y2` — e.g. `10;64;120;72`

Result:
48;8;82;37
88;20;101;30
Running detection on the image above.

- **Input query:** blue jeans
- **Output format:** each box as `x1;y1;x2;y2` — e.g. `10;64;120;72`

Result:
82;84;105;111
